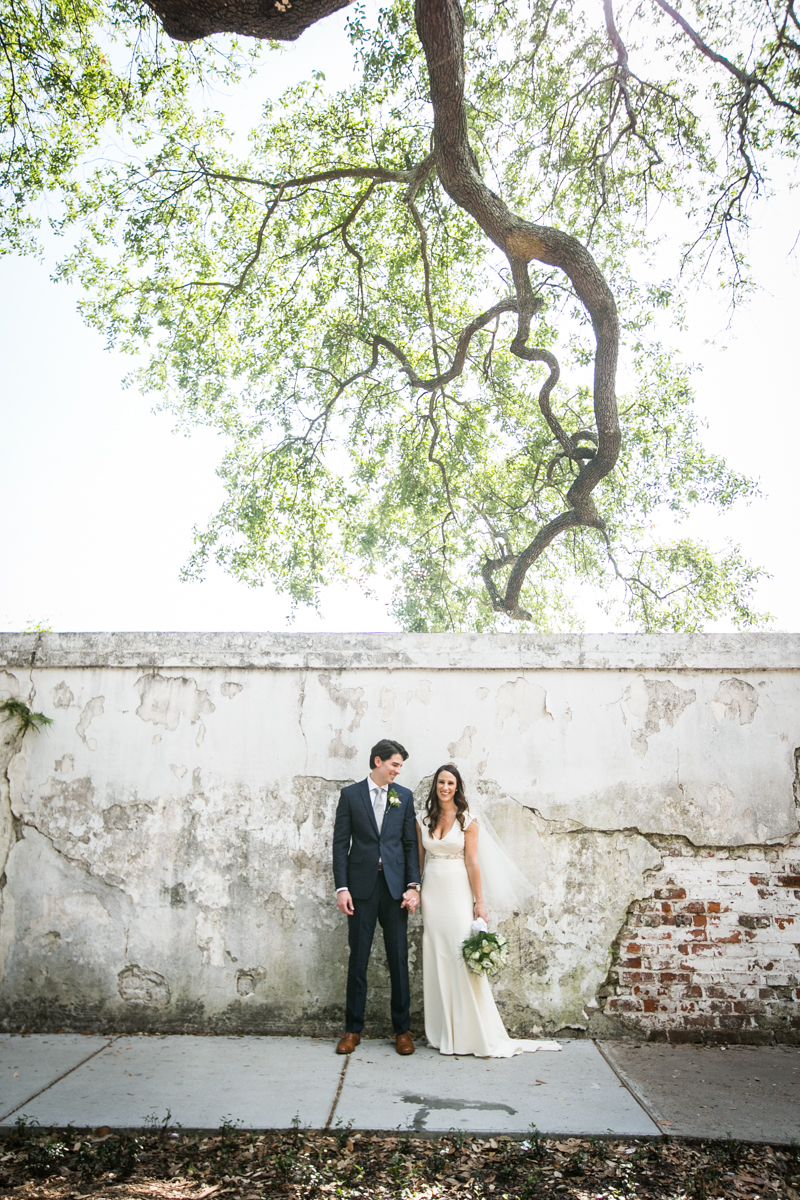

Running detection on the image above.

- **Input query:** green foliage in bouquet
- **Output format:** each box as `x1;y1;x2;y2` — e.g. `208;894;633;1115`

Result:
461;930;508;978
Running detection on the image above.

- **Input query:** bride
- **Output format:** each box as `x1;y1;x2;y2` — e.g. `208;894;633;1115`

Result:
416;763;561;1058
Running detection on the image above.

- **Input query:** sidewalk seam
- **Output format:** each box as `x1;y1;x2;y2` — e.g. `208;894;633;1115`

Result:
592;1040;665;1138
0;1037;119;1123
324;1055;349;1130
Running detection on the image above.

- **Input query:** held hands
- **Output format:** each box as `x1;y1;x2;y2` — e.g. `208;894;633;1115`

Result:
336;889;355;916
473;899;488;923
401;888;420;914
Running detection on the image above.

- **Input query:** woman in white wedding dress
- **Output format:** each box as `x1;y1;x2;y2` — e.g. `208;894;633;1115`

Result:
416;764;560;1058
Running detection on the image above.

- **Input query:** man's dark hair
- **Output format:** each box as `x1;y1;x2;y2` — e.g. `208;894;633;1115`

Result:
369;738;409;769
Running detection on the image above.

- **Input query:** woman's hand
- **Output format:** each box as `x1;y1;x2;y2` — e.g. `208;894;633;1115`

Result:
473;900;488;923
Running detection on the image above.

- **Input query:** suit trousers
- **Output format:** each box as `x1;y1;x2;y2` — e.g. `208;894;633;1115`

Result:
345;870;410;1034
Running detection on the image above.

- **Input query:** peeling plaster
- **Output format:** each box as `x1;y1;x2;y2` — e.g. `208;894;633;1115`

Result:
711;677;759;725
76;696;104;750
448;726;477;759
51;682;74;709
495;677;551;731
134;675;214;730
624;676;696;757
318;674;367;732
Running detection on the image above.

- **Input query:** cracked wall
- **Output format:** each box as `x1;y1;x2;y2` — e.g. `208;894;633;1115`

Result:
0;633;798;1042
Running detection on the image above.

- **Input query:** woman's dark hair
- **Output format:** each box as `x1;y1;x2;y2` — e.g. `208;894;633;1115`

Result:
369;738;408;769
425;763;469;832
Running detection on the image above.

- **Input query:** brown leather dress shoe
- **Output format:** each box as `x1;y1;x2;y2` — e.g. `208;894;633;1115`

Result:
336;1032;361;1054
395;1032;415;1055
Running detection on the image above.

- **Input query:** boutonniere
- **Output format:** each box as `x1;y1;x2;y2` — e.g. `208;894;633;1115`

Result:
387;787;402;808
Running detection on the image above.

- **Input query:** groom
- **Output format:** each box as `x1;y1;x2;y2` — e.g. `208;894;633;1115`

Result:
332;738;420;1055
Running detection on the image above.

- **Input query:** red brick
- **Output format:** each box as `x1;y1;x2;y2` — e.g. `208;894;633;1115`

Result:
678;901;706;914
621;957;642;969
642;999;658;1013
660;972;692;984
626;943;641;954
681;985;703;998
618;971;656;985
661;902;672;914
750;874;770;886
777;875;800;887
654;887;687;900
606;997;642;1013
707;902;721;914
693;914;707;927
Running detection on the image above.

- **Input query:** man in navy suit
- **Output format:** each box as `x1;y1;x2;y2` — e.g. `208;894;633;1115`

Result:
332;738;421;1055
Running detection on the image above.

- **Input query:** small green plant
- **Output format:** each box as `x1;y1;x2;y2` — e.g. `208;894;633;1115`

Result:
0;698;52;736
75;1134;141;1180
8;1115;39;1147
519;1167;542;1197
524;1124;548;1163
142;1108;177;1138
718;1135;745;1169
25;1134;69;1178
219;1115;242;1141
334;1117;354;1150
690;1163;723;1199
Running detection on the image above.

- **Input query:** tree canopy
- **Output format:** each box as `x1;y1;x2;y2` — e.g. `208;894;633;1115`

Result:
3;0;798;630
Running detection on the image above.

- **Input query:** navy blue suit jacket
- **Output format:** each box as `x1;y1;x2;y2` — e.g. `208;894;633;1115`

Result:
332;779;420;901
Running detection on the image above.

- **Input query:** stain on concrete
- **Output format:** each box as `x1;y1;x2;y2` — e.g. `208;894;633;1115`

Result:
50;682;74;709
134;675;214;731
55;754;73;775
624;677;696;757
711;678;759;725
495;678;551;731
402;1094;517;1131
118;964;171;1008
170;764;188;780
220;682;243;698
76;696;104;750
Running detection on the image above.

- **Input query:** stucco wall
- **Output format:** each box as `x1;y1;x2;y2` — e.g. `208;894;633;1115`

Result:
0;632;798;1043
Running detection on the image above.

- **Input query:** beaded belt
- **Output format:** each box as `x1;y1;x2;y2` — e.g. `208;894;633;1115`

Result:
429;852;465;860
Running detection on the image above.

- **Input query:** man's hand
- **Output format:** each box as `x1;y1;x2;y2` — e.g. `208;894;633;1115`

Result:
401;888;419;913
336;889;354;916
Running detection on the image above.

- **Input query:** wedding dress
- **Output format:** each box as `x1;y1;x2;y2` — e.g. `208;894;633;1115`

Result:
418;812;561;1058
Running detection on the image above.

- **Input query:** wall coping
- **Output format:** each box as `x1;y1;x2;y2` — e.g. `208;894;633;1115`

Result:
1;631;799;671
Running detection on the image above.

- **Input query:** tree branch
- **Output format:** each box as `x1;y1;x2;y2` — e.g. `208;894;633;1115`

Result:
415;0;620;618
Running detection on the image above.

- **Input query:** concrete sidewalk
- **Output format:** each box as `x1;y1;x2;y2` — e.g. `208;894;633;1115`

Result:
1;1035;798;1142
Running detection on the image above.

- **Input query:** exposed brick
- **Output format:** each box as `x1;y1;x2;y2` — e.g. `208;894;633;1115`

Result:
604;842;800;1039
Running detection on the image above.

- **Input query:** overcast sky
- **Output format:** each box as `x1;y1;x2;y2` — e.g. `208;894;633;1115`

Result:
1;8;798;635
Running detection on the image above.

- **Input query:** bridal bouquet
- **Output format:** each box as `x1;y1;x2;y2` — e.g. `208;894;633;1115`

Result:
461;919;508;977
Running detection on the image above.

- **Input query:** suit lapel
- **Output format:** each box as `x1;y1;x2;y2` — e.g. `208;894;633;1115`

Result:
360;778;380;836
